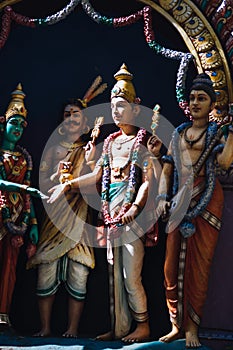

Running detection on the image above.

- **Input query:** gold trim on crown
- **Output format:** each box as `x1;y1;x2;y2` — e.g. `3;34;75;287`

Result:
5;83;27;120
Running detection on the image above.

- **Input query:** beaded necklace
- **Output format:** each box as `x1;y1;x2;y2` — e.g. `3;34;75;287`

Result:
0;145;32;235
101;127;147;230
183;125;208;148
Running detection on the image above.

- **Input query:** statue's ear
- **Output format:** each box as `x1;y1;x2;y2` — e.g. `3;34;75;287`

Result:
210;102;215;112
133;105;140;116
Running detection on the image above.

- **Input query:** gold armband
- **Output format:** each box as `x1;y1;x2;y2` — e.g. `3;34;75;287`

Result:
30;218;38;225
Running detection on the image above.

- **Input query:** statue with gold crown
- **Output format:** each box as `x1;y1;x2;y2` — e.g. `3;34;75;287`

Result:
27;76;107;338
0;84;45;332
47;63;162;342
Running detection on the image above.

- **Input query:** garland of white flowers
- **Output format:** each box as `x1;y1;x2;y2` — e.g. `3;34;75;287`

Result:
40;0;81;25
81;2;193;108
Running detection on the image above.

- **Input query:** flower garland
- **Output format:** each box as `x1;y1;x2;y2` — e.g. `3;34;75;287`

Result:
101;127;147;231
0;145;32;235
0;3;193;107
81;2;193;106
171;121;223;237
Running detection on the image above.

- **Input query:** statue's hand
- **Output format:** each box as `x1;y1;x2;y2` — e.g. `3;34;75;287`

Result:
29;224;39;244
84;141;96;163
147;135;162;157
27;186;49;199
47;182;68;204
157;199;170;222
121;204;140;225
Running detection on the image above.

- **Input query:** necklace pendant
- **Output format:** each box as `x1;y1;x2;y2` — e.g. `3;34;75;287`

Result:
112;167;122;178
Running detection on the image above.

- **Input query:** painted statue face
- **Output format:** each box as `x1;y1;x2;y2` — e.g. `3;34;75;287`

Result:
63;104;86;135
4;115;25;144
189;90;213;120
111;96;137;127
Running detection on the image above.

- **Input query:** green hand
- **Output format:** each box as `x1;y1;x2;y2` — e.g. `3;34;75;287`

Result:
29;225;39;244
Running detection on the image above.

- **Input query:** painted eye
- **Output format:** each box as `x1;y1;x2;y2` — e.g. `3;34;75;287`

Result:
64;112;71;118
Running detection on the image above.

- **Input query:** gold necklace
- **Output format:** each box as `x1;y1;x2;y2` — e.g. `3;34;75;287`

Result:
59;140;85;150
0;148;22;157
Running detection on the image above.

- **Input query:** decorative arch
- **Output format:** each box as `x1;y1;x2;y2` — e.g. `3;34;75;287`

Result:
140;0;233;123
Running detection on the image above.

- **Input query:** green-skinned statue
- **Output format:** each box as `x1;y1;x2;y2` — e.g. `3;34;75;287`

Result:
0;84;46;330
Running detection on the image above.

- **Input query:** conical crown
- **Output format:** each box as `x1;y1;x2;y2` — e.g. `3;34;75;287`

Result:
111;63;140;104
5;83;27;120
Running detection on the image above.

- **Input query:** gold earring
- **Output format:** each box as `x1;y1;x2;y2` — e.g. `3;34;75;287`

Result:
58;127;65;135
82;125;90;134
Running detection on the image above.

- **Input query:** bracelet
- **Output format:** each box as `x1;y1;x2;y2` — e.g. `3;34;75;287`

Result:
132;202;142;213
30;218;38;225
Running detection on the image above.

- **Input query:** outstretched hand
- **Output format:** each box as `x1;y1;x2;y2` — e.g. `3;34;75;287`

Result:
27;186;49;200
47;182;68;204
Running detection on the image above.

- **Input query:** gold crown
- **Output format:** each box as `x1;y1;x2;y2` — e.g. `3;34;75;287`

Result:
111;63;140;104
5;83;27;120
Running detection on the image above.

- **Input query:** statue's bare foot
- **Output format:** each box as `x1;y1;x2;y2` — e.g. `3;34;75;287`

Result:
95;331;113;341
121;322;150;343
185;330;201;347
185;317;201;348
159;323;183;343
33;329;51;337
62;330;78;338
